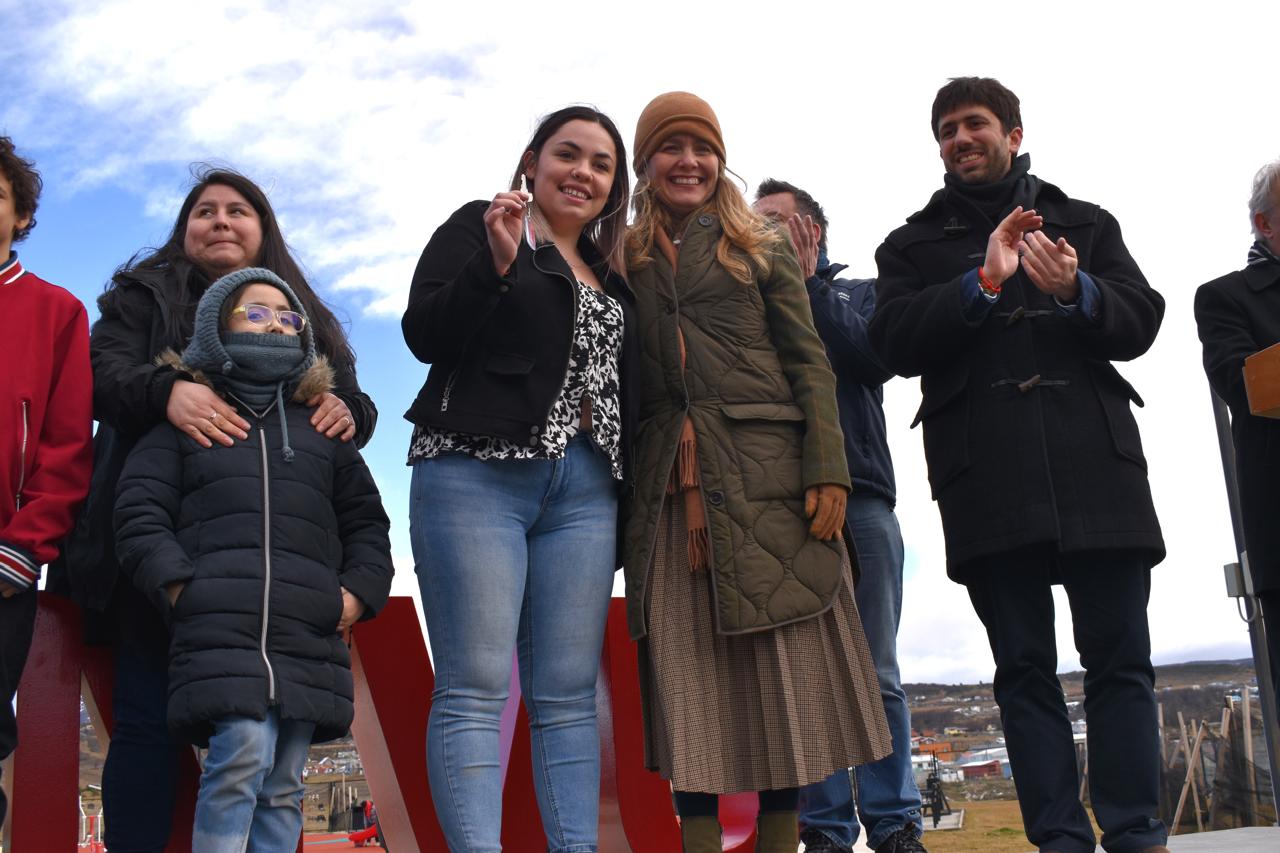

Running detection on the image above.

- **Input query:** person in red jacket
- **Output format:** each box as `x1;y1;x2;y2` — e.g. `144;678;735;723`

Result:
0;136;93;826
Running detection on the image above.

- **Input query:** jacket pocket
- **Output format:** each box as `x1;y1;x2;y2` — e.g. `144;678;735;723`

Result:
720;402;806;501
914;365;970;497
484;351;536;375
1089;362;1148;470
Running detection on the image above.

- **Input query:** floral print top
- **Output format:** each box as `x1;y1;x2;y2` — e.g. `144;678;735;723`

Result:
408;278;624;480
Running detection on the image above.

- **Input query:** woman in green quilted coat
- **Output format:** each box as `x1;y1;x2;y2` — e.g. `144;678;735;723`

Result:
622;91;892;851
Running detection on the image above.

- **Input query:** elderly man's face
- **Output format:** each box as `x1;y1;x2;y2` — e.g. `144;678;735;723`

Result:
1259;182;1280;256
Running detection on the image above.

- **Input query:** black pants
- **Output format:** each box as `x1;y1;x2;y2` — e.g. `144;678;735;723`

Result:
965;548;1167;853
101;587;183;853
0;587;38;826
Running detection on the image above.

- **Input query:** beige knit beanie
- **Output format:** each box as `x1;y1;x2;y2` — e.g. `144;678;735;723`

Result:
632;92;726;177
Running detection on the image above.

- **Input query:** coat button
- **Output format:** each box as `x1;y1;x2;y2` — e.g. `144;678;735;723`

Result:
665;303;676;314
707;490;724;506
530;425;540;434
697;214;713;227
499;284;510;293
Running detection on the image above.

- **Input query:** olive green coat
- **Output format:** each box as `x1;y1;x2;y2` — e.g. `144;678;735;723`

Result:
623;212;852;639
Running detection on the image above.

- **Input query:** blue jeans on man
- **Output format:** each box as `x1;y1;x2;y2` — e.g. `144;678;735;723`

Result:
409;434;617;853
800;495;922;849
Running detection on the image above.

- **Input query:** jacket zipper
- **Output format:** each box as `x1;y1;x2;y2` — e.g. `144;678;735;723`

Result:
15;401;29;510
258;428;277;704
439;365;461;412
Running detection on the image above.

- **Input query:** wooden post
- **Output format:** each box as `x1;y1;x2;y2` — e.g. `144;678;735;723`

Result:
1158;702;1168;768
1078;753;1089;802
1243;687;1258;822
1173;712;1206;833
1171;720;1208;835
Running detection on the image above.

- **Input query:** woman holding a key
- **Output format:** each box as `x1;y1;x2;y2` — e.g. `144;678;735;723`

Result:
402;105;638;852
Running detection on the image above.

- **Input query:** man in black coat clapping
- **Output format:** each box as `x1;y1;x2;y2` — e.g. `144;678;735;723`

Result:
869;77;1169;853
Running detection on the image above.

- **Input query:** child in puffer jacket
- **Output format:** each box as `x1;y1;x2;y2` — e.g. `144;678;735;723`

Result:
115;266;393;852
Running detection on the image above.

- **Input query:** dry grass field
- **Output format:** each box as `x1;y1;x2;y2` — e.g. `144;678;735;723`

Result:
920;798;1102;853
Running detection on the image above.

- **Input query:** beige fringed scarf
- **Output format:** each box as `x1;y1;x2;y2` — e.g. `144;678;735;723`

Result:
654;228;710;572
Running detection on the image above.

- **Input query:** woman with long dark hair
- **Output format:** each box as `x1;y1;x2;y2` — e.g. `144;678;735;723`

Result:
621;92;891;851
402;105;636;852
62;166;375;853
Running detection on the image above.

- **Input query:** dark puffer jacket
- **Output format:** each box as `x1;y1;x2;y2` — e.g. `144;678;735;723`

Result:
114;357;393;744
49;261;377;616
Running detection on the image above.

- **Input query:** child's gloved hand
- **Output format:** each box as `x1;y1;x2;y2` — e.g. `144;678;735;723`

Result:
337;586;365;633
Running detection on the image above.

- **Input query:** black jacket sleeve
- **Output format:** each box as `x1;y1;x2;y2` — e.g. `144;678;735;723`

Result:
869;240;986;378
806;275;892;387
1065;210;1164;362
324;348;378;449
114;424;193;617
1195;280;1256;412
91;283;181;436
331;441;394;619
401;200;517;365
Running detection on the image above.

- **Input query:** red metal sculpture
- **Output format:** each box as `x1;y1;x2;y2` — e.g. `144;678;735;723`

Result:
10;594;761;850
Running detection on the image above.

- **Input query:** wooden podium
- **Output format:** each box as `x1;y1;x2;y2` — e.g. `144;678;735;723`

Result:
1245;341;1280;417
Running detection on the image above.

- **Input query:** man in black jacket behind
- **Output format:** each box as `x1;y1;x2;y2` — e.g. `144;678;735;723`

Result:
1194;158;1280;720
755;181;925;853
868;78;1169;853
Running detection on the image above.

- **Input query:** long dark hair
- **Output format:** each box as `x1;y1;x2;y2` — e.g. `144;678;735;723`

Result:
106;166;355;369
508;106;630;271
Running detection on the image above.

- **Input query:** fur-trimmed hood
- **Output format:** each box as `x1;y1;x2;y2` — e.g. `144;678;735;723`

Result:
157;349;335;405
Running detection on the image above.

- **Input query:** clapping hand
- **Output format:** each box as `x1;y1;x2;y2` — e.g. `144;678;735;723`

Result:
1020;230;1080;302
786;213;820;280
984;207;1043;287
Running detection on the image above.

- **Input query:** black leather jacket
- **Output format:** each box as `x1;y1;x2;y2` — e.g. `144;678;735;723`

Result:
402;200;639;481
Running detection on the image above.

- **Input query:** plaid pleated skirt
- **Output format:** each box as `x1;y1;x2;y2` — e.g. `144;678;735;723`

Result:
639;496;893;794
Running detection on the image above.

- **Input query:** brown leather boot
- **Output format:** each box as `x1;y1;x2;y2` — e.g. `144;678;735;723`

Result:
680;815;723;853
755;810;799;853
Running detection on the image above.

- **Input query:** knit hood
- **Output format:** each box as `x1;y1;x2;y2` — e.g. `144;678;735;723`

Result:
180;266;317;382
178;267;319;461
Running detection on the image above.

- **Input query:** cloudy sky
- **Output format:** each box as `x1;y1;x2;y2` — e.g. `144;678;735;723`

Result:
6;1;1279;684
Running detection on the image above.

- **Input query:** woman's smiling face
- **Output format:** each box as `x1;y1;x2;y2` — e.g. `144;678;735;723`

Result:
524;119;617;232
646;133;719;218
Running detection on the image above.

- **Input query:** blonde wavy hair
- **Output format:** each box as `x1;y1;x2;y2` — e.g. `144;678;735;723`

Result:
626;163;780;284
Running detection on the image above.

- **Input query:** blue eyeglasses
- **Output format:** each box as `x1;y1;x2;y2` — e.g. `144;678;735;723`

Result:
231;303;307;332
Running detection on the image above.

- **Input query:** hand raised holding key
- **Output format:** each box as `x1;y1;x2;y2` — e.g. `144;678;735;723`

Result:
485;190;531;276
